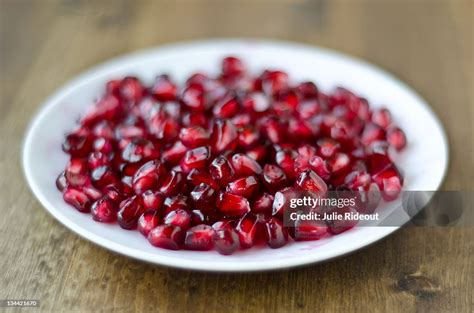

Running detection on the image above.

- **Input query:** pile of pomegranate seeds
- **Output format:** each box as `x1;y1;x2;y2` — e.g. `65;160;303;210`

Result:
57;56;407;254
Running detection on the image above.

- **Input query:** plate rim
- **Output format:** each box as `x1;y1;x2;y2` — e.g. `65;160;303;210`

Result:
22;38;450;272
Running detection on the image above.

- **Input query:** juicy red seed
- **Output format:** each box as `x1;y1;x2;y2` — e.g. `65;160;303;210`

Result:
120;77;144;103
296;81;319;99
243;93;270;112
209;155;235;184
292;220;329;241
190;183;217;211
238;127;260;149
361;123;385;146
259;117;286;144
138;211;161;236
222;56;245;78
88;151;110;169
308;156;331;181
294;144;317;173
355;182;382;214
344;170;371;190
186;169;219;189
226;176;259;198
372;166;403;201
91;197;117;223
387;126;407;151
272;187;299;216
180;146;210;172
56;171;68;191
231;153;262;176
372;108;392;129
141;190;164;211
328;153;351;175
91;166;119;189
218;192;251;217
163;195;190;214
190;210;206;226
159;171;185;196
262;70;289;96
63;187;91;212
82;183;104;201
148;225;184;250
246;146;268;163
117;196;144;229
151;74;177;101
164;209;192;230
92;138;114;154
210;119;238;153
132;160;166;194
182;112;208;128
213;228;240;255
182;84;206;111
252;193;274;215
102;184;125;203
367;152;393;175
296;170;328;193
265;218;288;248
65;158;89;186
275;149;298;180
316;138;340;159
122;138;159;163
297;100;321;119
213;96;239;118
235;213;262;248
179;126;210;148
81;95;121;127
184;225;215;250
162;141;187;165
262;164;288;192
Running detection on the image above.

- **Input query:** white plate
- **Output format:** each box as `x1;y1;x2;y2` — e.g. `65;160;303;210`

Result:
22;39;448;272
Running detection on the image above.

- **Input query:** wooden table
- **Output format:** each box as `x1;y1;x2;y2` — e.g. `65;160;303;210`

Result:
1;1;472;312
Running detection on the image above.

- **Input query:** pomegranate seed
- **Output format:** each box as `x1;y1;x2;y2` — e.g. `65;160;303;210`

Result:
182;84;206;111
92;138;114;155
65;158;89;186
179;126;210;148
62;133;92;157
122;138;159;163
159;171;185;196
186;169;219;189
372;108;392;128
190;183;217;211
259;117;286;144
243;92;270;112
81;95;121;127
231;153;262;176
297;100;321;119
148;225;184;250
213;96;239;118
213;228;240;255
120;77;144;103
252;193;274;215
180;146;210;172
292;219;328;241
262;70;289;95
137;211;161;236
209;155;235;184
262;164;288;192
190;210;206;226
163;195;190;214
238;127;260;149
210;119;238;153
91;166;119;189
361;123;385;146
294;144;317;173
387;126;407;151
246;146;268;163
308;156;331;181
328;153;351;175
296;81;318;99
56;171;68;191
222;56;245;78
151;74;177;101
162;141;187;165
355;182;382;214
164;209;191;230
275;149;298;180
63;187;91;212
226;176;259;199
141;190;164;211
272;187;299;216
182;111;209;128
117;195;145;229
91;197;117;222
184;225;215;250
344;170;371;190
295;170;328;193
88;152;110;169
264;218;288;248
316;138;340;159
218;192;251;217
235;213;262;248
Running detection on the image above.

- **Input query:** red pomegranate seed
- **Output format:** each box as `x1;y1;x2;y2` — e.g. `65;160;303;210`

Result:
218;192;251;217
246;146;268;163
272;187;299;216
252;192;274;215
186;169;219;189
273;90;298;116
159;171;185;196
292;219;329;241
162;141;187;165
164;209;191;230
372;108;392;129
184;224;215;250
182;111;209;128
148;225;184;250
264;218;289;248
344;170;371;190
361;123;385;146
222;56;245;78
238;127;260;149
91;166;119;189
294;144;317;173
180;146;210;172
163;195;190;214
243;92;270;112
81;95;121;127
367;152;393;175
231;153;262;176
372;166;403;201
138;211;161;236
387;126;407;151
275;149;298;180
190;183;217;211
226;176;259;199
209;155;235;184
328;153;351;175
91;197;117;223
261;70;289;95
117;195;145;229
88;151;110;169
213;96;239;118
316;138;340;159
122;138;159;163
355;182;382;214
190;209;206;226
120;77;144;103
63;187;91;212
82;183;103;201
92;137;114;155
141;190;164;211
151;74;177;101
297;100;321;119
295;170;328;193
213;228;240;255
308;155;331;181
56;171;68;191
65;158;89;186
182;84;206;111
62;133;92;157
179;126;210;148
132;160;166;194
262;164;288;192
259;117;286;144
210;119;238;153
235;213;262;248
296;81;318;99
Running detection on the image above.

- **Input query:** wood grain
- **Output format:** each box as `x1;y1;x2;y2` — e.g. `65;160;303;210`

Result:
0;0;472;312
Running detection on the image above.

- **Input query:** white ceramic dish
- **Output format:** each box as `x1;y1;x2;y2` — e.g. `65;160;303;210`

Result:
22;39;448;272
